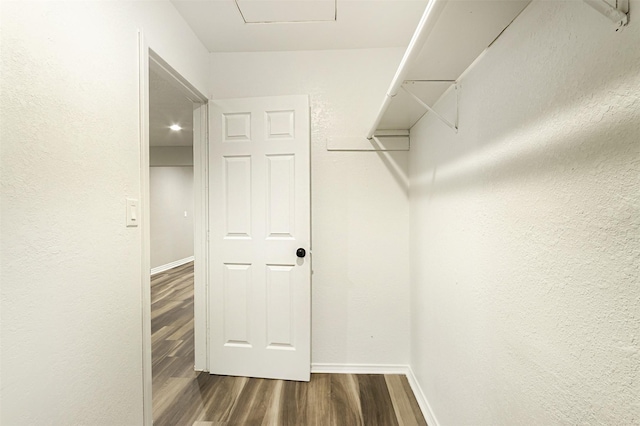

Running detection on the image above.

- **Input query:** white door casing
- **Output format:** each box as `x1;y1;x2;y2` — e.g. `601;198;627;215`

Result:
208;95;310;381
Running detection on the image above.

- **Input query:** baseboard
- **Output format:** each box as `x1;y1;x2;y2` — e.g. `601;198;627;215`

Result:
150;256;194;276
405;366;440;426
311;363;410;375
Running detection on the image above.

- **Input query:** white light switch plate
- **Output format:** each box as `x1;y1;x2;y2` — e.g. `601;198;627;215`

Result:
126;198;139;227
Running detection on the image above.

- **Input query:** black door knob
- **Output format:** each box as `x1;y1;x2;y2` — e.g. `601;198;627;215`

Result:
296;248;306;258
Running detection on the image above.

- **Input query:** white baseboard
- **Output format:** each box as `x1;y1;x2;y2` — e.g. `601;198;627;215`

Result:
311;363;410;375
150;256;194;276
405;366;440;426
310;363;439;426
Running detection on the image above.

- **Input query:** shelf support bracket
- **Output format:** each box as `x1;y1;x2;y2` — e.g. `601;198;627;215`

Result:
401;83;458;133
584;0;629;27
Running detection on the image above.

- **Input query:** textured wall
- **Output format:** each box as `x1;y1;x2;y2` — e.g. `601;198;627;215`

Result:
409;1;640;424
0;2;209;424
210;49;411;366
150;167;194;269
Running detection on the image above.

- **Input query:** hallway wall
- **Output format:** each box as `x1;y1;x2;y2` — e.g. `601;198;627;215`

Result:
409;1;640;424
150;166;194;269
0;2;209;424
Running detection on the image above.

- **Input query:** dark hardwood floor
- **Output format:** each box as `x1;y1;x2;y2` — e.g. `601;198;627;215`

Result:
152;262;427;426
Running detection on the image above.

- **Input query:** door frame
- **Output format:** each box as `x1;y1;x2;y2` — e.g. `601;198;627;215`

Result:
138;32;209;426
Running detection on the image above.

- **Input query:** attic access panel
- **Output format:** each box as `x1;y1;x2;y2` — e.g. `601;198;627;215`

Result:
235;0;336;23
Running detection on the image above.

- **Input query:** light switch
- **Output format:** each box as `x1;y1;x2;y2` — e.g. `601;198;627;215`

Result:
126;198;139;227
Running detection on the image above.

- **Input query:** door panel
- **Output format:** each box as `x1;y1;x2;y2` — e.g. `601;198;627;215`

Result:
209;95;310;381
266;264;295;349
266;154;295;239
223;263;252;347
224;156;252;238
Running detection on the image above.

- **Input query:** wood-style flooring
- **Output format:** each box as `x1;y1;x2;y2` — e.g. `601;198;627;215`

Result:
152;262;427;426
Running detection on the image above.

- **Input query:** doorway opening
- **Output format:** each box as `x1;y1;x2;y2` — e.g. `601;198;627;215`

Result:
148;60;198;423
139;40;208;425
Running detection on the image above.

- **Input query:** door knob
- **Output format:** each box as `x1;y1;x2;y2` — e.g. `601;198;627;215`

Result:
296;248;306;258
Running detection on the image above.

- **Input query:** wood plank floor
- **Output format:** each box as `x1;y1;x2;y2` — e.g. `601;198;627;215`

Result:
152;262;427;426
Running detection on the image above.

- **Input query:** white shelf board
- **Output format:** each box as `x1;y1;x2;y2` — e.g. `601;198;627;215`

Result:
372;0;531;134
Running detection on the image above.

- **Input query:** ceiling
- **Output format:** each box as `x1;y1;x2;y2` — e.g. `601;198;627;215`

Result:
159;0;531;139
171;0;429;52
152;1;432;143
149;67;194;147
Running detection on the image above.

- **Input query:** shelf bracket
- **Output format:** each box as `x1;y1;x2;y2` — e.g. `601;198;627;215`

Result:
584;0;629;28
401;82;458;133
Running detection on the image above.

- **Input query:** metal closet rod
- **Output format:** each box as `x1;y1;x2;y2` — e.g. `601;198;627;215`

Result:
366;0;446;140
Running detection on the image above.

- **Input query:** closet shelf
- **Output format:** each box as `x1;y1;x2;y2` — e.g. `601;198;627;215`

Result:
367;0;531;140
584;0;629;27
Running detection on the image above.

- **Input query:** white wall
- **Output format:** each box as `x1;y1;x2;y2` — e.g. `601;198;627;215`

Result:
0;2;209;424
150;167;194;269
210;48;411;366
409;1;640;424
150;146;194;166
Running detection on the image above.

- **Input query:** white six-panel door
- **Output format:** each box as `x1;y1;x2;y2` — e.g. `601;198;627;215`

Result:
208;95;310;381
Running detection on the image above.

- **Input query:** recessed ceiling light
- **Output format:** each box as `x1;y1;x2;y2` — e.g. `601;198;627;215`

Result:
169;124;182;131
